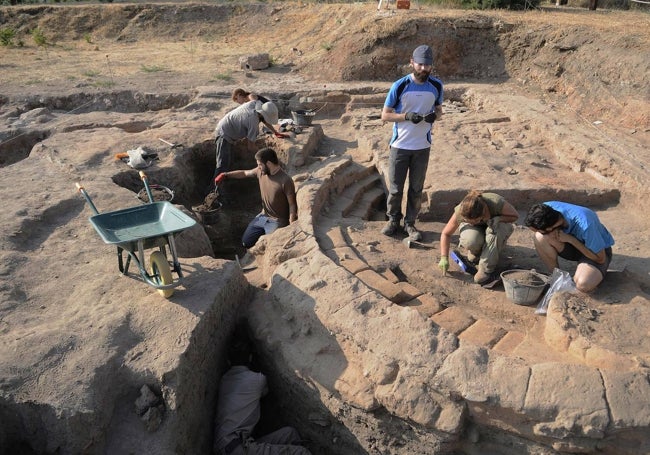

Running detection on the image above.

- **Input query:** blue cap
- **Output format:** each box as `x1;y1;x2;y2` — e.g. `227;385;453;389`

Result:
412;45;433;65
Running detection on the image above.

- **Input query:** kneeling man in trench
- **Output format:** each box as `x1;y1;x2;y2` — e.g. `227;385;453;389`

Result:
213;334;311;455
214;147;298;248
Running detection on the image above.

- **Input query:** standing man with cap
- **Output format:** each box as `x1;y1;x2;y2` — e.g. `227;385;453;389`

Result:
381;44;444;241
208;99;279;196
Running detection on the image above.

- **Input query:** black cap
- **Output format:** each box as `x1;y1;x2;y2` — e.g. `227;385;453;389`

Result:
412;45;434;65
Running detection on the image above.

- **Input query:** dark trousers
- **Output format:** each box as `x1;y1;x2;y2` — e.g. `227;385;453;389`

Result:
385;146;430;225
207;136;233;196
220;427;311;455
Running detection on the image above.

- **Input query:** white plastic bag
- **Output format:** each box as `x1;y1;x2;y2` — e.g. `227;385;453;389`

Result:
126;147;155;169
535;268;576;315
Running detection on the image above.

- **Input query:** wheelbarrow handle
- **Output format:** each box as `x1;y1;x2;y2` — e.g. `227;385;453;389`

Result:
75;182;100;215
139;171;155;205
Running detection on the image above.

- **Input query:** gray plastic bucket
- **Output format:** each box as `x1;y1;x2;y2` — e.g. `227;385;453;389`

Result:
501;269;549;305
291;109;315;126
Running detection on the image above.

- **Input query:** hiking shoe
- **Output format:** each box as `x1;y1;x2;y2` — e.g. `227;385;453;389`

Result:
474;268;498;285
381;220;401;236
405;224;422;241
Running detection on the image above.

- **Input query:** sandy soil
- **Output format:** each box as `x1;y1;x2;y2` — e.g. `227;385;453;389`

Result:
1;2;649;453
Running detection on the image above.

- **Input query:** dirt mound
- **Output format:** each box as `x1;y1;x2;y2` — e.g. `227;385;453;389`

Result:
1;4;648;130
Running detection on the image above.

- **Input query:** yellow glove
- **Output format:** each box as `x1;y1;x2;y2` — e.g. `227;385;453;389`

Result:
438;256;449;274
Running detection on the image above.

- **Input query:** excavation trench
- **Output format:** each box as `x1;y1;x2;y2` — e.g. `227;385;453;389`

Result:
108;88;624;453
0;83;631;454
0;2;648;453
110;138;264;259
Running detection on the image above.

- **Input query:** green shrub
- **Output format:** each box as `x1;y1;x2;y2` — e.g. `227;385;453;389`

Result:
140;64;165;73
93;80;116;88
211;72;233;82
0;27;16;46
31;28;47;46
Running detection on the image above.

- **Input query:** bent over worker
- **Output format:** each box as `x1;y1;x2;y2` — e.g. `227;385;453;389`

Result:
524;201;614;292
208;100;279;196
231;89;288;139
439;190;518;285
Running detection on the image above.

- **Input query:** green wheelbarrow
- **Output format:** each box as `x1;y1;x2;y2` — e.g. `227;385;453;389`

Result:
76;171;196;298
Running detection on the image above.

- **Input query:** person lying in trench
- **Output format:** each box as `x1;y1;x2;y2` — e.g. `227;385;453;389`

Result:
213;328;311;455
438;190;519;284
524;201;614;292
214;147;297;249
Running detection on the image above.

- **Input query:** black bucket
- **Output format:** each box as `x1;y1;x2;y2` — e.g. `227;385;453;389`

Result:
194;191;222;225
137;184;174;203
197;208;220;225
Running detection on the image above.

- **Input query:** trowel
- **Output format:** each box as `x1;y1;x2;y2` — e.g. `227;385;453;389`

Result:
402;238;434;250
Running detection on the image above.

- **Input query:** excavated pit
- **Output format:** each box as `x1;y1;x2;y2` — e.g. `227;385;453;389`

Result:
0;130;49;167
109;139;265;259
1;82;637;455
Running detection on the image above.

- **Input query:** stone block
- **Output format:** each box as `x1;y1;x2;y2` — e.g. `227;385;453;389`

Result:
239;53;270;70
332;194;355;217
583;344;636;372
435;345;529;411
396;281;423;300
526;363;608;438
458;319;506;348
401;293;443;317
544;302;571;352
380;268;399;284
492;331;525;355
430;306;475;336
325;246;360;264
601;370;650;428
324;225;348;249
340;257;370;274
356;269;408;303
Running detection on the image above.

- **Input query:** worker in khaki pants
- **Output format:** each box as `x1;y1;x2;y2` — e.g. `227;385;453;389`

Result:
438;190;518;284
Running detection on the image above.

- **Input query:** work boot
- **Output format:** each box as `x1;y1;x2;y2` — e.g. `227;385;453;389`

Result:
381;220;401;236
405;224;422;241
474;268;497;285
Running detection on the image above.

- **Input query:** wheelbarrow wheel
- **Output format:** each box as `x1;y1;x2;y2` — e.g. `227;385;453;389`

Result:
149;251;174;298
